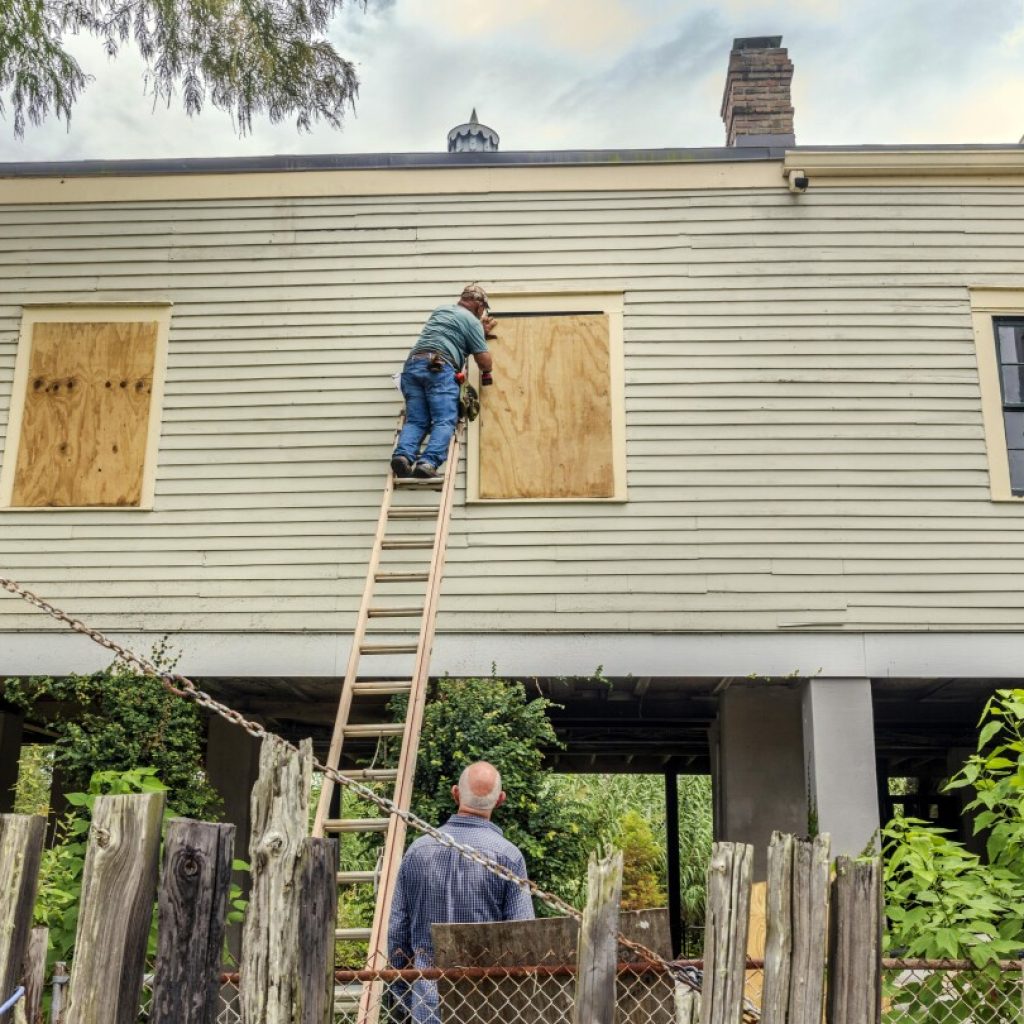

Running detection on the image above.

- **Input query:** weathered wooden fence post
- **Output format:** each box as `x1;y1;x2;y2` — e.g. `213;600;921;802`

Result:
240;737;312;1024
14;926;48;1024
699;842;753;1024
826;856;881;1024
296;838;338;1024
64;792;166;1024
674;985;701;1024
573;848;624;1024
761;832;794;1024
0;815;46;1014
787;833;831;1024
150;819;236;1024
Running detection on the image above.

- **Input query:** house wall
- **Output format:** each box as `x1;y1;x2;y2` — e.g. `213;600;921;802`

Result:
2;162;1024;643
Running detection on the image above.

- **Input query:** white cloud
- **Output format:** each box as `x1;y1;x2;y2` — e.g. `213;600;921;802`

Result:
1;0;1023;160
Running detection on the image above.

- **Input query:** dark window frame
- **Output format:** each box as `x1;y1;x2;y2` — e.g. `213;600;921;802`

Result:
993;317;1024;496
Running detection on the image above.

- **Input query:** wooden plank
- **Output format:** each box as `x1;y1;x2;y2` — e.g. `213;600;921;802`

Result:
296;837;338;1024
240;737;312;1024
15;926;48;1024
760;832;794;1024
674;986;701;1024
151;819;236;1024
699;842;752;1024
574;849;623;1024
0;816;45;1015
826;856;881;1024
64;793;165;1024
480;314;614;499
13;321;158;507
787;834;831;1024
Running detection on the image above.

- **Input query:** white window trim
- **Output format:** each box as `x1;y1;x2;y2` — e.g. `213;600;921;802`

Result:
969;287;1024;503
465;290;626;503
0;303;172;511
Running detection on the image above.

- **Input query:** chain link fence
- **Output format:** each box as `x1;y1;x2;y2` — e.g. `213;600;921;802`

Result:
883;962;1024;1024
131;959;1023;1024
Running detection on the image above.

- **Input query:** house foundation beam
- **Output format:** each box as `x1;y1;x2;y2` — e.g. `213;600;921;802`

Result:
801;677;880;857
712;684;807;880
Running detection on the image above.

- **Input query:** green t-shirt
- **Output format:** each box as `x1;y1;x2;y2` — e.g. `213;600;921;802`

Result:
410;304;488;368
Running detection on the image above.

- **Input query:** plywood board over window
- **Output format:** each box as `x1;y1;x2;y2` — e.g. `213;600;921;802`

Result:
468;294;625;502
1;307;170;509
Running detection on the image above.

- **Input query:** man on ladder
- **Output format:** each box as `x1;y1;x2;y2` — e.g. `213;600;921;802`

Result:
390;284;496;479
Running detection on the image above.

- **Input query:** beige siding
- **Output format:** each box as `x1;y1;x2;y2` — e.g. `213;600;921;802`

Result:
2;183;1024;633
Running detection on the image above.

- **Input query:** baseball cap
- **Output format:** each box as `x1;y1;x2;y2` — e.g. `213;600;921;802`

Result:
461;283;490;309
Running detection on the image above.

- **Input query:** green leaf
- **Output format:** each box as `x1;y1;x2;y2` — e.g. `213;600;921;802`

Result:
978;720;1003;749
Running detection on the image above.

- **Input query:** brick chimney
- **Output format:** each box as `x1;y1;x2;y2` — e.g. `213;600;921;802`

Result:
720;36;795;147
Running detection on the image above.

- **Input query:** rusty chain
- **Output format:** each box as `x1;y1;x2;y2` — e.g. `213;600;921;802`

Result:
0;574;699;989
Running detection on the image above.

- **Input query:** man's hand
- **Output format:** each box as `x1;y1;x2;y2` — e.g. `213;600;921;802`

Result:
482;315;497;337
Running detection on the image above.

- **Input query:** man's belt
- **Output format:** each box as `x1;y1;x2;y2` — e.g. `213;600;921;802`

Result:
408;351;457;368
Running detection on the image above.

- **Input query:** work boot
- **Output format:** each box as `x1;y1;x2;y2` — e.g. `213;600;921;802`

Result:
412;460;441;479
391;454;413;478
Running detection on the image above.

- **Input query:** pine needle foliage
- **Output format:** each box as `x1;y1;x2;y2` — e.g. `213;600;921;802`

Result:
0;0;363;136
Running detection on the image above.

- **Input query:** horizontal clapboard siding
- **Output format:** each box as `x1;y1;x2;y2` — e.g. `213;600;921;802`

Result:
2;183;1024;633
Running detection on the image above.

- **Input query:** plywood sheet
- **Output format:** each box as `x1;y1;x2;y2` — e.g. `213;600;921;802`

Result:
13;321;158;507
479;314;614;499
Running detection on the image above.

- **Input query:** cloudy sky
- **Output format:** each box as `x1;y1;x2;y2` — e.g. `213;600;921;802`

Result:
4;0;1024;163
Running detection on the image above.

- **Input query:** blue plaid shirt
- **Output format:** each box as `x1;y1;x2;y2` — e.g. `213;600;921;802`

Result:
388;814;535;968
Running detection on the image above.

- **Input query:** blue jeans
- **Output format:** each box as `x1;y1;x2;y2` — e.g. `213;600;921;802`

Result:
393;357;459;468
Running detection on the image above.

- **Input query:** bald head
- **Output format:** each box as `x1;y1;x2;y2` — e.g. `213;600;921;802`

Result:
452;761;505;818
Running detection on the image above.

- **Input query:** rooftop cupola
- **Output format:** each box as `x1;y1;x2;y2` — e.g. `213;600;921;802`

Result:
447;109;499;153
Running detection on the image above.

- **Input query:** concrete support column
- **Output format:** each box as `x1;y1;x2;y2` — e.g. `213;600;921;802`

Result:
0;710;25;813
801;677;880;857
205;715;262;959
713;684;807;879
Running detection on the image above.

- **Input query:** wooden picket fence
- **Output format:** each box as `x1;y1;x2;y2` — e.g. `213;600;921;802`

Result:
0;735;884;1024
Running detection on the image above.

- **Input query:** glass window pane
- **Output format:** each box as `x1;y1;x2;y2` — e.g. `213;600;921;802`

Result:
1002;366;1024;404
1003;411;1024;448
1009;449;1024;492
998;324;1024;365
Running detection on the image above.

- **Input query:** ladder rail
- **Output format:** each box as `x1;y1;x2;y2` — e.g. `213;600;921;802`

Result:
311;422;401;837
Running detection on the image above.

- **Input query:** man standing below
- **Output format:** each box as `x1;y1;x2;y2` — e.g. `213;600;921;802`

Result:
387;761;534;1023
390;284;496;479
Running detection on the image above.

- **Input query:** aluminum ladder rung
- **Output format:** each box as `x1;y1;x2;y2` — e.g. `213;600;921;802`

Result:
388;508;439;520
344;723;405;738
324;818;390;833
340;768;400;782
336;927;372;941
337;870;376;885
393;477;445;489
367;606;424;618
374;571;430;584
351;681;413;696
360;642;419;655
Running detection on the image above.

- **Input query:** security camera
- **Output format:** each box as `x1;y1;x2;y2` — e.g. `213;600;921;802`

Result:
787;170;809;194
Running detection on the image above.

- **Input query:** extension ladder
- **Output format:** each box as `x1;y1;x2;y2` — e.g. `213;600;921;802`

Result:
312;417;462;1010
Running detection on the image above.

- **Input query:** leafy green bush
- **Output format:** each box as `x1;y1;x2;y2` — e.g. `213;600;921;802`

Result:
3;643;220;819
617;809;666;910
881;689;1024;1024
